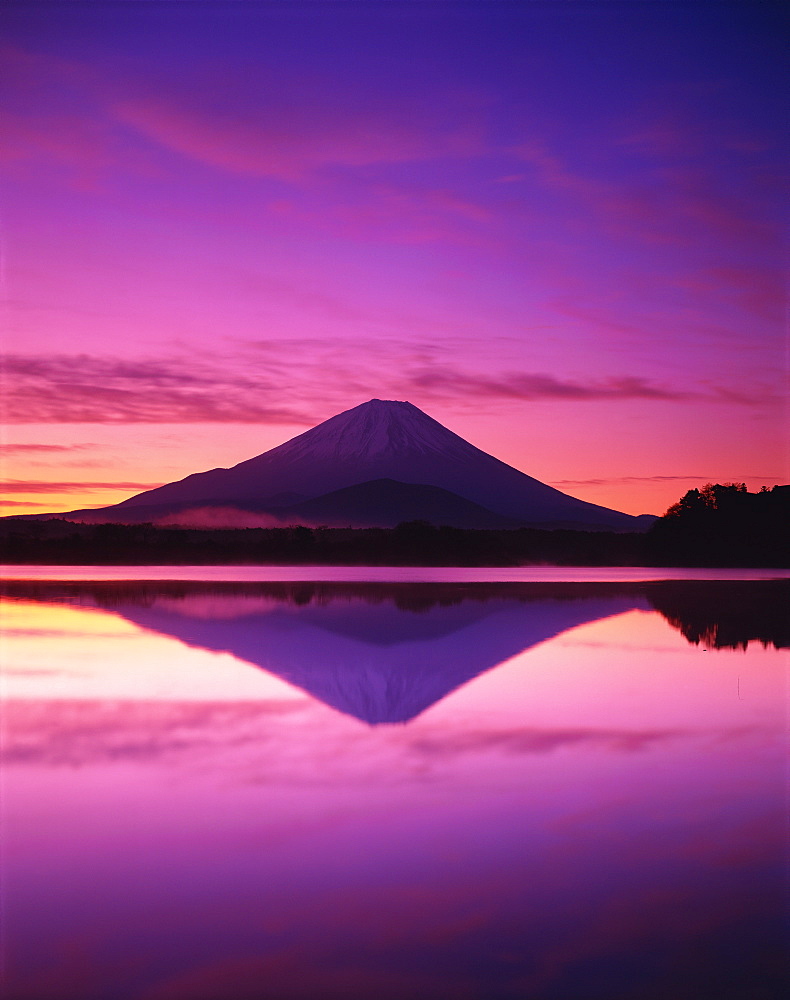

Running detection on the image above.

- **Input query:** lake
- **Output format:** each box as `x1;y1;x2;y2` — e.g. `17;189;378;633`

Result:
1;568;787;999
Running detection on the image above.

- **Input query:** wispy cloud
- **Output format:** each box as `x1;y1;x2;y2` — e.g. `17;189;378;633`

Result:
406;368;691;402
2;345;761;426
551;474;782;487
0;107;114;176
1;479;163;494
705;265;785;323
267;183;497;247
514;140;600;198
0;443;96;454
510;108;782;280
598;168;781;253
2;353;317;424
113;95;481;180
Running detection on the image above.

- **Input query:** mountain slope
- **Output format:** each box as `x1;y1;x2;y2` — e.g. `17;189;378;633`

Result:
268;479;523;529
24;399;647;529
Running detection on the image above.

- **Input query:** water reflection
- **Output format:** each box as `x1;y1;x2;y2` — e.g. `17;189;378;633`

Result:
2;580;785;723
1;579;787;999
60;583;654;725
647;579;789;650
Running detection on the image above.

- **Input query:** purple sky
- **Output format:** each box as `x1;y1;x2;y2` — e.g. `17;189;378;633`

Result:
1;1;787;516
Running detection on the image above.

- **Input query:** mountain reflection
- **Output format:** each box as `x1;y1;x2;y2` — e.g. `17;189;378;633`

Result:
2;579;787;724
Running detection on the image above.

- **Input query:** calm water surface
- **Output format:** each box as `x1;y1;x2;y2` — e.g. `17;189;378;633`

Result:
3;563;790;581
1;571;787;999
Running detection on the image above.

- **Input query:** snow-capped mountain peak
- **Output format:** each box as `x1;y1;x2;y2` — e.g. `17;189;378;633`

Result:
261;399;478;464
59;398;643;530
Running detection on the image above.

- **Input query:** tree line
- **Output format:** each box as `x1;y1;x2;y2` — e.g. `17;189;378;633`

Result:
644;483;788;567
0;518;642;566
1;484;786;566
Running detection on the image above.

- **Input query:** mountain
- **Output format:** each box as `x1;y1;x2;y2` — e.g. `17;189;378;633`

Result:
267;479;523;529
23;399;651;530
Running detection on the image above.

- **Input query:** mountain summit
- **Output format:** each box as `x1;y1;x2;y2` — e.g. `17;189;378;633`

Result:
34;399;649;530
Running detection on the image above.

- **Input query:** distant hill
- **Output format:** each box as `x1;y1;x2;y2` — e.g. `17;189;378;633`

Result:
268;479;523;529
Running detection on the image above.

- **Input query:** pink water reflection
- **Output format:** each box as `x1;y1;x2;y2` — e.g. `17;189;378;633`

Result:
1;585;786;999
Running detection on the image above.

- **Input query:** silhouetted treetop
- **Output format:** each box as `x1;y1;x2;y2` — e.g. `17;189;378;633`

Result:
664;482;747;519
647;483;788;567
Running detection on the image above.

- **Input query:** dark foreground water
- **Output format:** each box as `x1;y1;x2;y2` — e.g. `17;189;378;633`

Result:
1;571;787;1000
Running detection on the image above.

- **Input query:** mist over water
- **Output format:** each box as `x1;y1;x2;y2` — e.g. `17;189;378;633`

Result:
1;576;786;999
153;506;296;529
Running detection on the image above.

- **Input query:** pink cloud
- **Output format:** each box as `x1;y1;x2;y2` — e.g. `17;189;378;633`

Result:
113;97;482;180
3;347;762;428
406;367;692;403
551;474;782;487
706;264;785;322
268;184;497;246
0;41;94;91
616;96;774;159
510;122;780;264
618;119;694;157
0;443;97;453
0;45;119;183
0;108;103;164
670;174;778;245
598;166;781;253
232;271;375;325
2;354;317;424
513;140;601;198
0;479;163;494
547;300;645;338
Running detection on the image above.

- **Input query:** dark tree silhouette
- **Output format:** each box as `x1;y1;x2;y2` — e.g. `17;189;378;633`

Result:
646;483;788;566
2;486;786;566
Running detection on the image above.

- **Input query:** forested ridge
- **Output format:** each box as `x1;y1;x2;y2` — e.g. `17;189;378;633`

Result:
1;484;786;567
645;483;788;567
